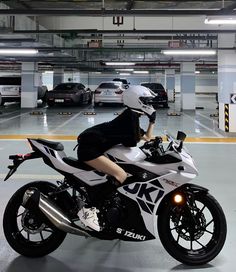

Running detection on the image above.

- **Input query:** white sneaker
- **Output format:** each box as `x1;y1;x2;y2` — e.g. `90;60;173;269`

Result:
78;207;101;232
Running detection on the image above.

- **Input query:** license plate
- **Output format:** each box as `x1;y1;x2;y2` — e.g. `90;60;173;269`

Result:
55;99;64;103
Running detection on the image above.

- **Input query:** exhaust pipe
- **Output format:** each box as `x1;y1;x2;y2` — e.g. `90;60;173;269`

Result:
23;188;90;237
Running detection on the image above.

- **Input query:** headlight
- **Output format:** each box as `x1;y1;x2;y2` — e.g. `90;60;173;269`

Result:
173;194;184;204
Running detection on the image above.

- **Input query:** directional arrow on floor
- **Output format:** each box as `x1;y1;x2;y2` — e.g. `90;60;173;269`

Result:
230;94;236;104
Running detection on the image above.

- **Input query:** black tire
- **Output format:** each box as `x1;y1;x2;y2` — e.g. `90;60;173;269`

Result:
163;102;169;108
47;101;54;107
158;190;227;265
87;95;92;105
3;181;67;258
42;92;48;103
94;102;100;107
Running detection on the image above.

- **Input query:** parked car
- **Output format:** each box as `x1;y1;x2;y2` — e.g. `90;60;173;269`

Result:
140;82;169;108
46;83;93;107
94;81;125;106
113;78;129;89
0;76;47;106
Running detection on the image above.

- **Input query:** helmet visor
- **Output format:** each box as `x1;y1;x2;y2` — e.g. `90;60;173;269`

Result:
139;96;155;105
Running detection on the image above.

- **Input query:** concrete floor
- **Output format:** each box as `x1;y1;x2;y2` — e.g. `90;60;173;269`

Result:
0;95;235;272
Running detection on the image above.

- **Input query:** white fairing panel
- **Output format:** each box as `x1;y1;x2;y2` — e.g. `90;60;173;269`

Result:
31;140;108;185
106;144;147;162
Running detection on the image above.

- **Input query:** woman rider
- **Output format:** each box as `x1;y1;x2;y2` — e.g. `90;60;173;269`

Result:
77;85;156;231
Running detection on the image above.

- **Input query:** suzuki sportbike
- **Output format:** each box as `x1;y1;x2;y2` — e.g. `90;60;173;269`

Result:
2;131;227;265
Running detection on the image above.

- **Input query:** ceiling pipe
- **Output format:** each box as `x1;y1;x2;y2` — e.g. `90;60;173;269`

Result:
12;29;236;34
0;9;235;16
0;46;233;51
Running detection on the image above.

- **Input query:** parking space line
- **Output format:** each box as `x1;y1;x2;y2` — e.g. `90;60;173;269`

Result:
0;109;22;117
50;105;92;133
0;111;30;124
197;112;218;122
50;111;83;133
182;112;223;137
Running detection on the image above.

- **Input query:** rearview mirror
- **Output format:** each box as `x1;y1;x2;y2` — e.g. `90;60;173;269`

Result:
177;131;186;141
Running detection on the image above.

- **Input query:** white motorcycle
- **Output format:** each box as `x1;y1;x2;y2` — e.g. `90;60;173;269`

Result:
3;131;227;265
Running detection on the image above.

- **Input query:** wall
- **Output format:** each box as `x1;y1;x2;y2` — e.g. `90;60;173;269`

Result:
75;72;217;94
1;71;217;94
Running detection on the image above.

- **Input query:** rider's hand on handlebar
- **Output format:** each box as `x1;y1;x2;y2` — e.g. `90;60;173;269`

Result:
146;111;156;124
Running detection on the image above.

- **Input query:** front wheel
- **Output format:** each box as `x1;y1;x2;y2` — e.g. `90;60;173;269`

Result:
158;188;227;265
3;181;67;257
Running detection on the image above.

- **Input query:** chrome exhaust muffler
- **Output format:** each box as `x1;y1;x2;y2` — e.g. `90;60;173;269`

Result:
23;188;90;237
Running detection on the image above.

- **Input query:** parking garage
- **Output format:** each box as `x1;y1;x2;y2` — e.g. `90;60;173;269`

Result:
0;1;236;272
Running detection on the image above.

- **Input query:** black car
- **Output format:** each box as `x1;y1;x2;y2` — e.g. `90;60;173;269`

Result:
140;82;169;108
46;83;93;107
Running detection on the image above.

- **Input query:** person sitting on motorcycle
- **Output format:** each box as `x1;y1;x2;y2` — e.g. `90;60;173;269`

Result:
77;85;157;231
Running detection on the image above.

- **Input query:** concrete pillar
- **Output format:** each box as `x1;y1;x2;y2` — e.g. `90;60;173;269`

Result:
64;71;81;82
21;62;38;108
165;69;175;102
180;62;195;110
218;34;236;132
155;72;164;85
53;67;64;87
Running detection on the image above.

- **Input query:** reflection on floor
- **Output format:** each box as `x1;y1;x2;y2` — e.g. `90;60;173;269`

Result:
0;95;235;272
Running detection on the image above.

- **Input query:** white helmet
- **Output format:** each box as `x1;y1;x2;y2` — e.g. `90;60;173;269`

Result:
123;85;156;115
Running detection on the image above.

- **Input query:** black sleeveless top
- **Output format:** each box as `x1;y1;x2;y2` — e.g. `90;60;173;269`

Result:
77;108;145;161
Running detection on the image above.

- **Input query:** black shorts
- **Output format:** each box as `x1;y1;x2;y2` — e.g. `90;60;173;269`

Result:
77;130;106;161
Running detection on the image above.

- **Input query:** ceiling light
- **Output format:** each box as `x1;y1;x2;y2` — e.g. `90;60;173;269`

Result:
0;49;38;55
43;71;53;74
105;62;135;66
205;16;236;25
115;68;134;71
119;73;131;76
133;71;149;74
162;49;216;55
195;71;200;74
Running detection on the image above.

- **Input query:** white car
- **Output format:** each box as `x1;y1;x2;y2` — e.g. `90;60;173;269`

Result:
94;81;125;106
0;76;47;106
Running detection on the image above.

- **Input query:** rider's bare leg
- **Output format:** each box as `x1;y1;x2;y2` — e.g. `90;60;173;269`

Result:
84;155;127;184
78;155;127;231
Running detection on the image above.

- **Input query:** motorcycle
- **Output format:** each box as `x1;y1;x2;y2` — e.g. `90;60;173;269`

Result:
2;131;227;265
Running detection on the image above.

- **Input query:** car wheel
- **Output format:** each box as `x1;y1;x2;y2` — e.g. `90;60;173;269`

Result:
87;95;92;105
47;101;54;107
42;92;48;103
163;102;169;108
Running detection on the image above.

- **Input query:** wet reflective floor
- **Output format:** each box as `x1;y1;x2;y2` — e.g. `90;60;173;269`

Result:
0;95;235;272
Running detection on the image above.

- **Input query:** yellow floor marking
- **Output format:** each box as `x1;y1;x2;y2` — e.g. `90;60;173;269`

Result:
0;135;77;140
1;135;236;143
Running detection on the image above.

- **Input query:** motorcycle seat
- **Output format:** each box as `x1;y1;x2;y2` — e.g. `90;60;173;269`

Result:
63;156;93;171
36;139;64;151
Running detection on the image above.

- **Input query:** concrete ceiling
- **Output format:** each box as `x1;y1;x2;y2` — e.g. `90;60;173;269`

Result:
2;1;236;10
0;1;235;73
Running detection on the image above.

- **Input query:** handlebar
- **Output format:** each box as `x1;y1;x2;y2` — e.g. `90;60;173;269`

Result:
140;131;187;158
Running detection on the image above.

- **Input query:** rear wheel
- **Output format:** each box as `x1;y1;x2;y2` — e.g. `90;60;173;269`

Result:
158;188;227;265
3;181;67;257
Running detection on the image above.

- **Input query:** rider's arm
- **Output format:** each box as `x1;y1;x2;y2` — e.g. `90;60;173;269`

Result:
141;122;155;141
